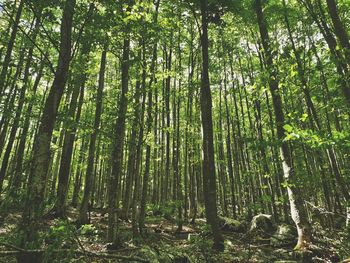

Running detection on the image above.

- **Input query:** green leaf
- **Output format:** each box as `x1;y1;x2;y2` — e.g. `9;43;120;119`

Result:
283;124;293;132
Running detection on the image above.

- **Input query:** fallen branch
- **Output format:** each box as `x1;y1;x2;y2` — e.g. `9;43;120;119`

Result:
306;202;346;217
76;250;149;262
0;244;149;262
0;242;26;252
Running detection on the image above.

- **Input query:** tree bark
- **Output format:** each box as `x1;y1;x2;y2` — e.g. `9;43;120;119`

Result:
255;0;311;250
54;42;91;217
325;0;350;63
139;1;160;230
19;0;76;260
0;0;24;95
108;36;131;243
199;0;224;251
77;46;107;225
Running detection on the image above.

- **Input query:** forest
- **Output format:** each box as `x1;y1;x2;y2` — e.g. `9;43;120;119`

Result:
0;0;349;262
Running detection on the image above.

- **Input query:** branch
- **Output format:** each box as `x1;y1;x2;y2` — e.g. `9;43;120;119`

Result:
71;2;96;60
0;244;150;262
25;2;60;52
305;201;346;217
0;3;56;74
0;242;26;252
78;250;150;262
187;3;201;37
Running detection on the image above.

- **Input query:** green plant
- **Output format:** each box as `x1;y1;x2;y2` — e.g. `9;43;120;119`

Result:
43;220;77;262
78;224;96;236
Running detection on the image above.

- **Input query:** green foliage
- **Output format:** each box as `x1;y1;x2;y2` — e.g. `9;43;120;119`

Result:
78;224;96;235
139;245;162;263
1;0;350;260
283;121;350;149
43;220;76;262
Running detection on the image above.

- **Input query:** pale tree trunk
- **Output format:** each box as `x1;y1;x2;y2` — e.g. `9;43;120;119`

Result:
255;0;311;250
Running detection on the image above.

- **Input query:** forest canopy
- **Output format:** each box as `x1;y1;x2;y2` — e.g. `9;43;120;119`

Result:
0;0;349;262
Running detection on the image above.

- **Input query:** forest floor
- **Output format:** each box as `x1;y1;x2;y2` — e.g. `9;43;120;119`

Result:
0;208;348;263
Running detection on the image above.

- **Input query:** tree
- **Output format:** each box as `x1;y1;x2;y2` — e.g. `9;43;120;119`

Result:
199;0;224;251
77;45;107;225
108;34;131;244
254;0;311;249
19;0;76;260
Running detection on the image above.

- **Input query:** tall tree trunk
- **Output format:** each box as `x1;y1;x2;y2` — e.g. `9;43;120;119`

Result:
54;43;90;217
139;0;160;229
199;0;224;251
164;40;172;202
131;39;149;237
10;58;44;197
223;76;237;218
19;0;76;260
0;11;44;193
108;36;131;244
0;0;24;95
325;0;350;64
77;46;107;225
71;137;87;207
255;0;311;250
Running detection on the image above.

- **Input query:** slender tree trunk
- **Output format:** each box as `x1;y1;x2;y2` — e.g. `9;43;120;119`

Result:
71;137;87;207
10;59;44;196
0;49;25;154
222;64;237;218
139;1;160;229
54;44;90;217
77;47;107;225
0;0;24;95
19;1;76;260
325;0;350;64
255;0;311;250
164;40;172;202
199;0;224;251
108;35;131;243
131;40;148;237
